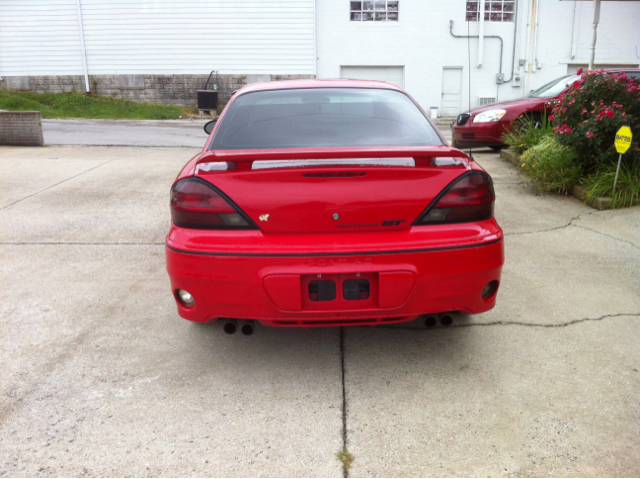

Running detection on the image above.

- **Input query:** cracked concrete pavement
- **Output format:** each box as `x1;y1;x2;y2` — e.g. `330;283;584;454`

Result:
1;144;639;477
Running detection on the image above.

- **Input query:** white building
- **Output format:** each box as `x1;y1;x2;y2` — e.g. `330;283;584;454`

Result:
1;0;639;115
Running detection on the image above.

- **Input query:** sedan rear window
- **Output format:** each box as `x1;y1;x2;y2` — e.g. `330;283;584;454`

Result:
209;88;442;150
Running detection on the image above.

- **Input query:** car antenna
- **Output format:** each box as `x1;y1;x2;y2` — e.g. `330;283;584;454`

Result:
467;14;474;161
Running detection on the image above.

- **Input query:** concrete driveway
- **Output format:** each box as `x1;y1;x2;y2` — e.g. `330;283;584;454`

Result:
0;145;639;477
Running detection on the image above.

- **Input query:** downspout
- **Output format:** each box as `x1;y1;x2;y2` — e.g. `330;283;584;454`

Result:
477;0;486;67
525;0;536;92
570;1;579;59
521;0;531;92
532;0;540;71
588;0;601;70
76;0;90;92
501;0;519;83
313;0;317;78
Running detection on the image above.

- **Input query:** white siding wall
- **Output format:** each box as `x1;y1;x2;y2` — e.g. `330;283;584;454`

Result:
0;0;315;76
316;0;640;115
0;0;85;75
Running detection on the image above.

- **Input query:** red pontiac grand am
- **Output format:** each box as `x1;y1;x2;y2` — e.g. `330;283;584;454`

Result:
452;69;640;150
166;80;504;332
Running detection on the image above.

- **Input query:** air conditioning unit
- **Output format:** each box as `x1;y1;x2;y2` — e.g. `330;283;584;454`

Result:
478;97;496;106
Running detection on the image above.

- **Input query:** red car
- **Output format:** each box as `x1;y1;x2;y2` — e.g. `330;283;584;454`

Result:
452;69;640;150
166;79;504;333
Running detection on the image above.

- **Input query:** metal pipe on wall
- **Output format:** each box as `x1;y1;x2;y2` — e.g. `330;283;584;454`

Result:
532;0;540;71
313;0;317;77
588;0;601;70
450;20;504;75
449;20;504;101
76;0;90;92
524;0;536;93
478;0;486;67
570;1;579;59
501;0;519;83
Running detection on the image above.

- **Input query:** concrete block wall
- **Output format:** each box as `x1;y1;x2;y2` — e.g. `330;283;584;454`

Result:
0;74;315;110
0;111;44;146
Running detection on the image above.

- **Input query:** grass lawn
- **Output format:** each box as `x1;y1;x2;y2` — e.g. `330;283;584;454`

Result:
0;91;195;120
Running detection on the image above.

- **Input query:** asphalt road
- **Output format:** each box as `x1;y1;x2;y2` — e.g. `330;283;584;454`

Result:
41;118;455;148
42;119;213;148
1;145;639;476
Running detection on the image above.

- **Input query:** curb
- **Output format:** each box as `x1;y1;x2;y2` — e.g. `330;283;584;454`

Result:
499;149;618;211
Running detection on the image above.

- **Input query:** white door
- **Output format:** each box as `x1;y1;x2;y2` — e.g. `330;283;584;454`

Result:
441;67;462;117
340;66;405;88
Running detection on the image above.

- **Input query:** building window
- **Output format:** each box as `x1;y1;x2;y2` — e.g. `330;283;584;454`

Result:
466;1;515;22
350;1;399;21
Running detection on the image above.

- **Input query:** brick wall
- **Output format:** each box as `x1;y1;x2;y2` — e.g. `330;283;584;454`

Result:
0;74;315;110
0;111;44;147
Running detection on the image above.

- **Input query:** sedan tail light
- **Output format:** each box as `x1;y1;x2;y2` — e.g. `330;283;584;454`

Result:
414;171;495;225
171;178;256;229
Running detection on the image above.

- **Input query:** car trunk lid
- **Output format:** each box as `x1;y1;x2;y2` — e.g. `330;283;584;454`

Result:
194;147;470;234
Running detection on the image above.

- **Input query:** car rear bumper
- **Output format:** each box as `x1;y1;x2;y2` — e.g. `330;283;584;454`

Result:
165;224;504;327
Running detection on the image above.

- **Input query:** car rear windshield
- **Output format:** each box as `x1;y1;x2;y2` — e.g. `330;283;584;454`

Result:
527;75;581;98
209;87;442;150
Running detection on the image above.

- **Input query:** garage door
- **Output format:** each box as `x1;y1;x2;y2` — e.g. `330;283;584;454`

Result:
340;66;404;88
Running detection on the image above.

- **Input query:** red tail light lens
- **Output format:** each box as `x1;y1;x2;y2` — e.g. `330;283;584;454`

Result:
415;172;495;225
171;178;256;229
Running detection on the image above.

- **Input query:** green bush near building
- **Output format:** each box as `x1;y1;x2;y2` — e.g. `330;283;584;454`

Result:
520;137;581;194
503;69;640;208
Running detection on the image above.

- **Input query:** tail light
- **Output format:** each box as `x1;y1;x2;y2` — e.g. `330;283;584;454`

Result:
170;178;256;229
414;171;495;225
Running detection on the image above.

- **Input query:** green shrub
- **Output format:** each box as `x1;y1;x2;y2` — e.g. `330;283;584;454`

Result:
583;162;640;208
551;69;640;173
520;136;581;194
501;113;553;154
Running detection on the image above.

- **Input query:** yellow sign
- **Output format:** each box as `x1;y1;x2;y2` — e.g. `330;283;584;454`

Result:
614;126;632;154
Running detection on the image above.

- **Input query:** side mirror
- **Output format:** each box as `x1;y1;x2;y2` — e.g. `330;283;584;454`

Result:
204;119;217;135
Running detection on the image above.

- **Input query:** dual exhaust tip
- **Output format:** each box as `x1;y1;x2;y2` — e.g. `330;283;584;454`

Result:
422;313;454;328
223;319;254;336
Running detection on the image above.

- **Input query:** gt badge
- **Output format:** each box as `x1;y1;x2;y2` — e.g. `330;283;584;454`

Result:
259;214;270;222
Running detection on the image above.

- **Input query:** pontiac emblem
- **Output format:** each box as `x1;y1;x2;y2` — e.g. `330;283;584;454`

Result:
259;214;270;222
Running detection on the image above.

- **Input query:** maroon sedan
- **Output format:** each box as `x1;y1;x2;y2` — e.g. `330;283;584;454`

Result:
452;69;640;150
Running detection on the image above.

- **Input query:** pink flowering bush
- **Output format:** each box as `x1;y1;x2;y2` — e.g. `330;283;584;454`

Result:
551;69;640;173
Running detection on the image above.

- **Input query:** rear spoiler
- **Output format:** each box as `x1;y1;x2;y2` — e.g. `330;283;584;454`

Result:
194;147;472;172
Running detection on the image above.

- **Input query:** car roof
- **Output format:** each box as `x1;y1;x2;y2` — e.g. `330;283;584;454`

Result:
236;78;404;95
